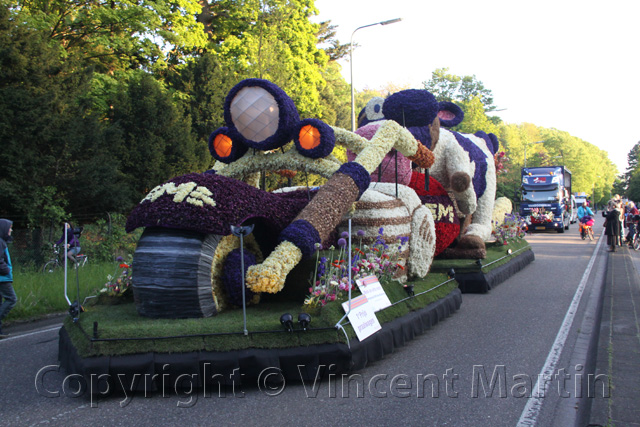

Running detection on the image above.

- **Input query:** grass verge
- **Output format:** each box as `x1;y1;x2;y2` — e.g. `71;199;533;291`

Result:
8;262;114;322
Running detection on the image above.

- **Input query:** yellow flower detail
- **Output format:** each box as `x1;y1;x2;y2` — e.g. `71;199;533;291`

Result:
246;241;302;293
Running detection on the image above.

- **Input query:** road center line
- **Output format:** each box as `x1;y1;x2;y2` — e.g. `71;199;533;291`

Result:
517;230;604;426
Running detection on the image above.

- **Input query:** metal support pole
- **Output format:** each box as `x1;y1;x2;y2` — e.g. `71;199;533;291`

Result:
231;224;255;336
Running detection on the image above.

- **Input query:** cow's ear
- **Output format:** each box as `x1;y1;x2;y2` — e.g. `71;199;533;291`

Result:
437;101;464;127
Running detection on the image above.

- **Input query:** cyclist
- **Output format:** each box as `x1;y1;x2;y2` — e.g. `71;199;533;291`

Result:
577;201;594;238
55;223;81;264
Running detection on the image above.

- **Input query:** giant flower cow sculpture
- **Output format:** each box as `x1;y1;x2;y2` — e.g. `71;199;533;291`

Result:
356;89;499;258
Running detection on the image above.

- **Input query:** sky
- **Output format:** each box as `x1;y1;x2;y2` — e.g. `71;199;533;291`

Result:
313;0;639;174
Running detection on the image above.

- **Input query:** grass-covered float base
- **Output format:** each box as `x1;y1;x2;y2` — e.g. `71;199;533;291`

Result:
432;238;534;293
57;239;531;393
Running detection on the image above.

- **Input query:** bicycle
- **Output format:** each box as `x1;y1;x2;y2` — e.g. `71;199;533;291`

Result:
42;244;88;273
629;217;640;250
579;215;595;241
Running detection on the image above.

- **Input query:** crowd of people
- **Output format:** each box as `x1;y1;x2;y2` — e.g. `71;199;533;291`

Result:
603;195;640;252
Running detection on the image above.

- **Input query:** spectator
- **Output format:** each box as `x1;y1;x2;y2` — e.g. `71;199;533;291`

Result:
604;200;622;252
0;219;15;339
625;202;639;244
56;223;81;264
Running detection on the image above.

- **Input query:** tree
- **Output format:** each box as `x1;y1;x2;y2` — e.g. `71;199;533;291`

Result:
16;0;207;74
0;5;103;227
103;71;210;207
623;141;640;192
316;20;350;61
423;67;497;112
167;53;236;149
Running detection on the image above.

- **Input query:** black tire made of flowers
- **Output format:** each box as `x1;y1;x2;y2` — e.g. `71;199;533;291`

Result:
132;228;222;318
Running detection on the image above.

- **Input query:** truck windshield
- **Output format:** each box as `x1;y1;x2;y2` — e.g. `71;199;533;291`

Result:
522;190;560;203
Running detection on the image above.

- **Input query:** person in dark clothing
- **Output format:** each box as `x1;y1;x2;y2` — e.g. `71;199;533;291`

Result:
55;223;81;264
604;201;622;252
0;219;16;338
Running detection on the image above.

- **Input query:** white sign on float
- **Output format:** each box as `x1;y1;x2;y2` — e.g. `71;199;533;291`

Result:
355;275;392;312
342;294;381;342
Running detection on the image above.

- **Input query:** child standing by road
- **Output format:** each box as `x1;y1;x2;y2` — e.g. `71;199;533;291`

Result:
0;219;16;338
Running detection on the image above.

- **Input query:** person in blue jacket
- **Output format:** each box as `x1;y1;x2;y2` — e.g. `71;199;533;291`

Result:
0;219;16;338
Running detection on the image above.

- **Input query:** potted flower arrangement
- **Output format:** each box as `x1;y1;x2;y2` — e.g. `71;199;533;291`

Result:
492;213;526;245
303;228;408;312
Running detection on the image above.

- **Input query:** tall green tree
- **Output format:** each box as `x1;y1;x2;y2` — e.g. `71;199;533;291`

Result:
623;141;640;192
103;71;210;205
423;67;497;112
15;0;207;74
0;5;111;227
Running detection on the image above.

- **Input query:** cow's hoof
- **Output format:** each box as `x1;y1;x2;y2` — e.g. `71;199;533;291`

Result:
458;234;485;250
439;246;487;259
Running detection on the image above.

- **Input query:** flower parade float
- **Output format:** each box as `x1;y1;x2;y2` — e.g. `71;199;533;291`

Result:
57;80;530;394
353;90;533;292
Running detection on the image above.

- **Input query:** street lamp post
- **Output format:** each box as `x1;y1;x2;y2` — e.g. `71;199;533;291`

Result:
350;18;402;131
524;140;545;168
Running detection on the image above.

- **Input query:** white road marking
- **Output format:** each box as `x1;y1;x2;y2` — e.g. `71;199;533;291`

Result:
0;326;61;343
517;230;604;426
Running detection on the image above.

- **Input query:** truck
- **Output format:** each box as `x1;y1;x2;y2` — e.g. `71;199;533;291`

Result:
519;166;573;233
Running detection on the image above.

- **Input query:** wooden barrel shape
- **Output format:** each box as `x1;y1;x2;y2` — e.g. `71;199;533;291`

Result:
132;228;222;318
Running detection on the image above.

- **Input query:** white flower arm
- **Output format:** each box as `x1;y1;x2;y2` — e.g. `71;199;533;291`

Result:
219;150;341;180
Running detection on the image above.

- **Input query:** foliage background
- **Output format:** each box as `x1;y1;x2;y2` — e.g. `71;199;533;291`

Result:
0;0;623;262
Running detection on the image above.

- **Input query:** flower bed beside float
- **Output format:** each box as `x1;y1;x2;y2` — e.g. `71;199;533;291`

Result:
58;80;532;392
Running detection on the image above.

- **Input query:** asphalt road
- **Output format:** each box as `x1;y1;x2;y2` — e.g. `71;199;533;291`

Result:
0;219;609;427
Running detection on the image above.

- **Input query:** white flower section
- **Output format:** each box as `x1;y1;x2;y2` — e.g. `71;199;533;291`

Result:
368;183;422;216
492;197;513;224
461;132;498;242
173;182;197;203
141;182;216;207
408;205;436;279
332;121;419;160
431;130;477;215
219;149;341;180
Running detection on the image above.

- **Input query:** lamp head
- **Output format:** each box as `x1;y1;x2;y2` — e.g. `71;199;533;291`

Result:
298;313;311;331
280;313;294;332
381;18;402;25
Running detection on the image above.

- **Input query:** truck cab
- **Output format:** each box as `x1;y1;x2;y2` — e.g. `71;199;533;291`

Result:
519;166;572;233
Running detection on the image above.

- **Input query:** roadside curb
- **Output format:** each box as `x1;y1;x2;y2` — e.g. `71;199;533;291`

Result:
3;312;67;335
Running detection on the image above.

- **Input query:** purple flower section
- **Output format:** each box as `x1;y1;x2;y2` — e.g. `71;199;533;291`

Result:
125;173;310;235
294;118;335;159
336;162;370;198
223;78;300;151
383;90;439;128
221;248;257;307
208;127;249;164
436;101;464;127
474;130;499;155
407;126;433;149
279;219;321;259
453;132;488;198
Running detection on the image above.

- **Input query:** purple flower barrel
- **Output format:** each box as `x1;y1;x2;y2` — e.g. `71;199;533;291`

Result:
132;228;222;318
